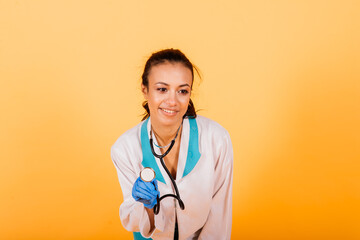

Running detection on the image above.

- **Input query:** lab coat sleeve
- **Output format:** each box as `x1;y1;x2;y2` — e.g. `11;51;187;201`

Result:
198;131;234;240
111;145;166;238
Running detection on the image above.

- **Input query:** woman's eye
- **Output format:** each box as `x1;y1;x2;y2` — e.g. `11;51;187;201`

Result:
157;88;167;92
179;89;189;94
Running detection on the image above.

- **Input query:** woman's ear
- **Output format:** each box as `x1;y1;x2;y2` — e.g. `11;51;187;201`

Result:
141;84;148;99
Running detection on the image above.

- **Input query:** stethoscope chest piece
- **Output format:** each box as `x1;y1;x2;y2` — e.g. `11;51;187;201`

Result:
140;167;156;182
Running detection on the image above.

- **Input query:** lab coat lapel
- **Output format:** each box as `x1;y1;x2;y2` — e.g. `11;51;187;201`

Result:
182;117;201;178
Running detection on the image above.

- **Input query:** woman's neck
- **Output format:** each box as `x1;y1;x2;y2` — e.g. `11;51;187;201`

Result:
151;121;182;146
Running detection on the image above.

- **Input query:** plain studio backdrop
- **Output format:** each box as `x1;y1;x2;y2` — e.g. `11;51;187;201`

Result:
0;1;359;239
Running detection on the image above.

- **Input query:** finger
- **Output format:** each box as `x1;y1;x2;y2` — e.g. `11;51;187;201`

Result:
132;194;140;201
134;184;153;199
144;197;158;209
138;199;151;205
136;184;156;197
150;196;157;206
135;178;153;192
138;180;155;192
135;191;153;200
154;189;160;197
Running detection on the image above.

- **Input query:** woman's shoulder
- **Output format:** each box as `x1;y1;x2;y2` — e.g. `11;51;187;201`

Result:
194;115;230;138
111;120;144;151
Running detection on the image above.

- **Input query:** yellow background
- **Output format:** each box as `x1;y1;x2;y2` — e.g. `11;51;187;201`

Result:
1;0;359;239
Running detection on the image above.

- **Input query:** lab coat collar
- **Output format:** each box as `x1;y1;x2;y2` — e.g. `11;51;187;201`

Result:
140;117;201;184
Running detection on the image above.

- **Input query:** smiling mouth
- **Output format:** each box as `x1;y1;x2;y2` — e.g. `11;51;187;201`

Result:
160;108;178;114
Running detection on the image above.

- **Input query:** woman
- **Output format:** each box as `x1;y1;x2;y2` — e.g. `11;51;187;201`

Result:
111;49;233;240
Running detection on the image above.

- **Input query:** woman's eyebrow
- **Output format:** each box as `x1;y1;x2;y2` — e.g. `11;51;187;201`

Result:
155;82;169;85
155;82;190;87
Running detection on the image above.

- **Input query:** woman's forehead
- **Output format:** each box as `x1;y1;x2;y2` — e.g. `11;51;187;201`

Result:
148;62;193;85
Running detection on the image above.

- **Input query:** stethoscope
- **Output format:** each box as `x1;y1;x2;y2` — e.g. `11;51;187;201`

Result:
140;121;185;215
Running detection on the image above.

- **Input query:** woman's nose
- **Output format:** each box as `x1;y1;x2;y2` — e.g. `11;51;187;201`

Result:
165;91;177;106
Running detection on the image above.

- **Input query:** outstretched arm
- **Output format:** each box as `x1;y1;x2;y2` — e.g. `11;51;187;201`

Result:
111;146;165;238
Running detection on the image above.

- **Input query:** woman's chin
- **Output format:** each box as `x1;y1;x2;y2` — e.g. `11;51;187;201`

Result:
153;115;183;127
159;118;181;127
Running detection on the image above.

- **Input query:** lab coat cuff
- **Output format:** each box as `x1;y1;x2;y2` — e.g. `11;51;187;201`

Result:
153;210;166;234
138;205;165;238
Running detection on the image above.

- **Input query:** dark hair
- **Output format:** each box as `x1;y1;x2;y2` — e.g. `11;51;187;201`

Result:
141;48;200;121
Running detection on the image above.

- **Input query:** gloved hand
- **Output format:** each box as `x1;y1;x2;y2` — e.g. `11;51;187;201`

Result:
132;177;160;209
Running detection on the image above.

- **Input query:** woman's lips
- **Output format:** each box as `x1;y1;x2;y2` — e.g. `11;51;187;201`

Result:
159;108;178;116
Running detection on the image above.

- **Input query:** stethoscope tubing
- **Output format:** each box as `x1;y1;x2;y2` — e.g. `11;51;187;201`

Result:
149;138;185;214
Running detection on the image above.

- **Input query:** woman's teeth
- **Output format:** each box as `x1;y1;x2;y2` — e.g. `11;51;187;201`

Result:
161;108;176;114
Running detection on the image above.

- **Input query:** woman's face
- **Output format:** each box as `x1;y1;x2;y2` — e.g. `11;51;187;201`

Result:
142;62;192;128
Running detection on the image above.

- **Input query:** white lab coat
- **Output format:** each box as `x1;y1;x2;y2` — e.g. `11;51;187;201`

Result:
111;115;233;240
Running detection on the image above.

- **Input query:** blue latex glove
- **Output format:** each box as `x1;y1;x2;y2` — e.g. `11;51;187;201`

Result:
132;177;159;209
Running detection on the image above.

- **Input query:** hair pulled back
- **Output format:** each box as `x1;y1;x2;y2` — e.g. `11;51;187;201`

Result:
141;48;199;120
